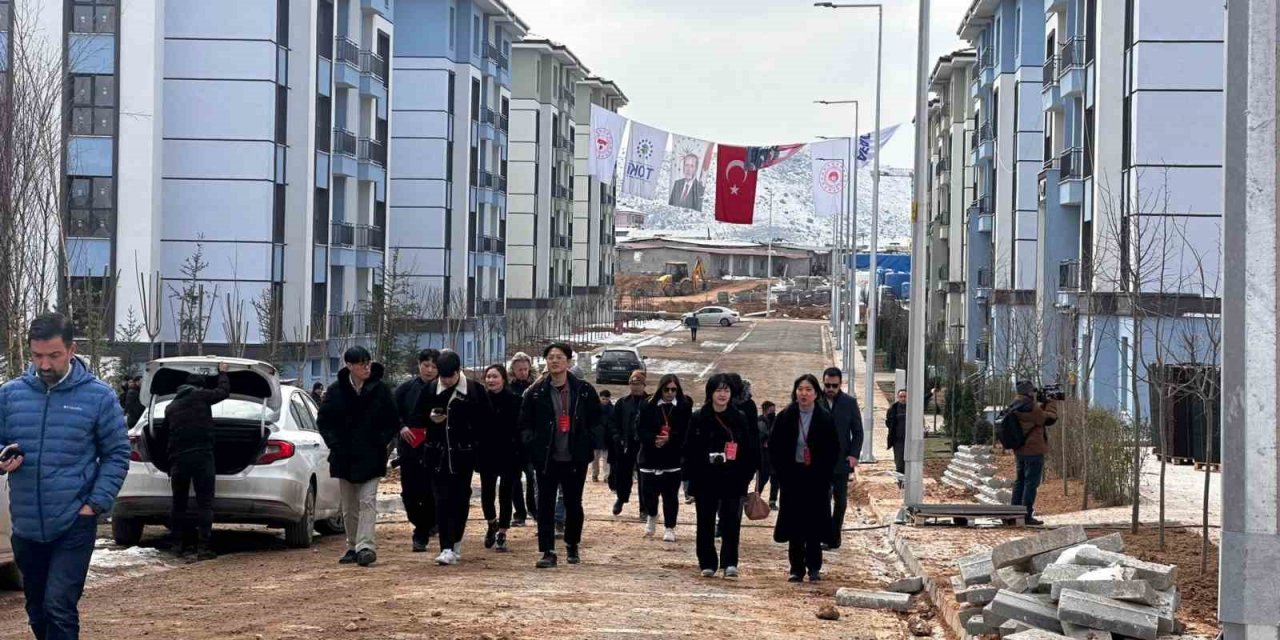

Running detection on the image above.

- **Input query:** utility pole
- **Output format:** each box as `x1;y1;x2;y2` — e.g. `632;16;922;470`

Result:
904;0;930;507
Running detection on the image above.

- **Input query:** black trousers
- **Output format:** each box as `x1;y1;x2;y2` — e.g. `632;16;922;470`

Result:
829;472;850;547
536;462;587;553
400;452;436;541
611;445;638;504
695;488;743;571
171;453;215;547
512;463;537;520
788;538;824;577
480;467;518;529
431;467;474;552
892;444;905;475
640;471;681;528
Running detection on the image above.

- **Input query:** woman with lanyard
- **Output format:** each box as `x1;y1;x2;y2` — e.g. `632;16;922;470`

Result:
770;373;838;582
684;373;759;578
479;364;522;552
636;373;692;542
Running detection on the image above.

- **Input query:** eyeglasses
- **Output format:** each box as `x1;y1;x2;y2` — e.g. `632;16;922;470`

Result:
824;383;840;389
663;386;678;393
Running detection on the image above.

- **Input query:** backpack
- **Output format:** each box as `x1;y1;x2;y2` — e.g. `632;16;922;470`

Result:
997;409;1025;451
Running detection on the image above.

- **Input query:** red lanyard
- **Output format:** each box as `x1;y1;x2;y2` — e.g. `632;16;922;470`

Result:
659;404;672;428
713;414;735;442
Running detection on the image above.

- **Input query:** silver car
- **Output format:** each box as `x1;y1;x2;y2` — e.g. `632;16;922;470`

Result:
0;475;20;589
113;357;343;548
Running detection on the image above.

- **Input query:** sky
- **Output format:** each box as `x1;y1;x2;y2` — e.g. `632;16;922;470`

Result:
511;0;974;168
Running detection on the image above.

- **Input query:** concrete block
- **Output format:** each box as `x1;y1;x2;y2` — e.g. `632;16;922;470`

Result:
984;476;1014;489
1074;567;1138;583
1026;574;1040;592
1028;534;1125;573
964;614;988;636
958;551;994;586
1153;588;1179;633
950;575;966;600
1005;630;1074;639
992;525;1088;569
1057;589;1160;640
989;590;1064;633
980;485;1014;504
1059;623;1114;640
887;576;924;594
982;602;1009;629
999;620;1034;638
959;585;1000;606
957;604;984;625
1072;547;1177;591
834;588;912;612
994;566;1033;593
1050;580;1159;606
1035;564;1094;592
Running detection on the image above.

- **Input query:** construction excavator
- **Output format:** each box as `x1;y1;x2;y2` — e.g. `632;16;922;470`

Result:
657;258;707;297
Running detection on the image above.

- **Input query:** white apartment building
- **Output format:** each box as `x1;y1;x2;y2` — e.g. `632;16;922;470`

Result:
573;76;628;337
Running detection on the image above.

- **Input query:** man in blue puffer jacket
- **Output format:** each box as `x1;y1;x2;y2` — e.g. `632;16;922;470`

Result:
0;313;130;640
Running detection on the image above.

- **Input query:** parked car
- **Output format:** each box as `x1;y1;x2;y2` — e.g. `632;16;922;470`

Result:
683;306;742;327
593;347;648;385
0;475;20;589
113;356;344;549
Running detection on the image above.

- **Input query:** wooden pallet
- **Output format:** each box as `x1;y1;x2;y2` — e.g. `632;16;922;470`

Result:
1154;454;1195;465
905;503;1027;527
1193;461;1221;473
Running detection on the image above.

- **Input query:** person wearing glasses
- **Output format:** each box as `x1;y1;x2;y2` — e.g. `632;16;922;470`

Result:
771;374;838;582
479;364;522;553
819;367;863;550
685;374;759;578
636;374;693;542
518;343;603;569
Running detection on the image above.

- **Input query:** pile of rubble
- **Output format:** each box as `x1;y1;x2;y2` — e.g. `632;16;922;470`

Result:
952;525;1182;640
942;445;1013;505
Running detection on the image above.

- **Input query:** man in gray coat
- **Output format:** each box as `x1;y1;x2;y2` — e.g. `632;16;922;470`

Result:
820;367;864;550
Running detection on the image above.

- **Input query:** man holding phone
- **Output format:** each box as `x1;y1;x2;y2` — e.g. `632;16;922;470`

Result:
0;313;130;639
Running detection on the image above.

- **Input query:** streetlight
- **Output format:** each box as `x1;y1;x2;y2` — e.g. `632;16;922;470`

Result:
903;0;932;508
758;188;776;318
815;1;883;464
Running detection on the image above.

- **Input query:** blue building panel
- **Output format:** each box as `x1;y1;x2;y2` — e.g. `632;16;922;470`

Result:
67;137;113;177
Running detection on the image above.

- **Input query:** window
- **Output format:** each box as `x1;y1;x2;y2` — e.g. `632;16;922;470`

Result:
1014;8;1021;56
275;85;287;144
448;6;456;50
473;16;481;56
276;0;289;46
316;95;331;152
67;176;112;238
318;0;334;59
273;184;286;243
314;187;329;244
0;2;10;31
470;78;480;121
71;0;116;34
70;74;114;136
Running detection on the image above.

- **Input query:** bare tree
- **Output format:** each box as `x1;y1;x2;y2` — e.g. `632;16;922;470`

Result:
221;293;248;359
370;249;423;379
167;240;218;355
114;305;145;384
251;285;284;371
65;267;118;379
135;257;164;360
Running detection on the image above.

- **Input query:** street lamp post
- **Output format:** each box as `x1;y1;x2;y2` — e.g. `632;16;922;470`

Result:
904;0;932;507
816;1;882;463
762;189;776;318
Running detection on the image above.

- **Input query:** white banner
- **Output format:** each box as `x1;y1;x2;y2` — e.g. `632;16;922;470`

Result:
588;104;628;185
857;124;901;169
621;121;670;199
811;138;851;216
666;135;715;212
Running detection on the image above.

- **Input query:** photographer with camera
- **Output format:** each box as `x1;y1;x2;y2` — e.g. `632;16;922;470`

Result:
1000;380;1060;526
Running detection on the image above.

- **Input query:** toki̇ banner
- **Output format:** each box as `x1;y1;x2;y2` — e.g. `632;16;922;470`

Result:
622;121;670;199
588;104;628;185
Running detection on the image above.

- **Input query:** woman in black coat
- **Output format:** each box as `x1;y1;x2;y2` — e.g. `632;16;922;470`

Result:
685;374;759;578
636;373;693;542
480;364;523;552
770;373;839;583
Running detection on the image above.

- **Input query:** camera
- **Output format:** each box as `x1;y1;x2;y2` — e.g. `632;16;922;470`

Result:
708;452;727;465
1037;384;1066;403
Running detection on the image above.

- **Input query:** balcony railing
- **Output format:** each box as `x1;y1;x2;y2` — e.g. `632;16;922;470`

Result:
329;311;369;337
478;171;495;189
335;37;360;68
359;50;387;82
979;122;994;143
481;107;496;125
934;157;948;176
357;138;386;166
937;264;950;281
1058;146;1083;180
978;46;994;70
333;128;357;156
969;195;991;215
560;86;576;108
497;113;509;132
976;267;993;288
553;184;569;200
1043;55;1059;87
1059;37;1087;75
1059;259;1082;291
486;43;509;70
330;222;386;250
553;134;570;150
496;174;507;193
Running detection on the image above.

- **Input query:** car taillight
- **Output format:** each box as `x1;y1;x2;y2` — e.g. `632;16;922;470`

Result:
129;435;147;463
255;440;295;465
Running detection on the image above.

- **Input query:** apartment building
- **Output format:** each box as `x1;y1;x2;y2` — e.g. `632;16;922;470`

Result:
932;0;1224;417
389;0;527;367
506;38;587;347
573;76;628;336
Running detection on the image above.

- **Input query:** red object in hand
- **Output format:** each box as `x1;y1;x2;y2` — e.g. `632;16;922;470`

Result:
659;424;670;438
558;415;571;433
724;442;738;461
408;428;427;448
803;446;812;466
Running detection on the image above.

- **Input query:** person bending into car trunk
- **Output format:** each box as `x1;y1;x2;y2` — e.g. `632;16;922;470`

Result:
317;347;399;567
164;362;230;560
415;351;491;566
393;348;440;553
0;313;130;640
685;374;759;578
518;343;603;569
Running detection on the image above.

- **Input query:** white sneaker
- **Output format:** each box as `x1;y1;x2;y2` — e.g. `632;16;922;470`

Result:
435;550;452;565
451;542;462;560
724;566;739;578
644;517;656;538
663;528;676;543
700;569;715;577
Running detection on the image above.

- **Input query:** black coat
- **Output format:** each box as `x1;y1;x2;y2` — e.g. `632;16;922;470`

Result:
393;376;433;465
480;388;522;473
636;395;693;470
758;413;776;473
413;375;492;475
684;406;759;498
317;364;399;484
770;403;839;543
595;403;614;450
518;373;603;472
165;372;230;459
509;377;534;399
125;387;145;429
610;393;648;450
885;401;907;449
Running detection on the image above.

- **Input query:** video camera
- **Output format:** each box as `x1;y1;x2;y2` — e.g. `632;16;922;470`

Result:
1037;383;1066;403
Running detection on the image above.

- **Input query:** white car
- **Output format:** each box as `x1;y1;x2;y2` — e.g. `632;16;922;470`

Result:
113;356;343;548
684;306;742;327
0;476;20;589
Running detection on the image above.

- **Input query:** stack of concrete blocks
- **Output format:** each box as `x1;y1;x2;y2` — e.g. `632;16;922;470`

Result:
942;445;1013;505
951;525;1183;639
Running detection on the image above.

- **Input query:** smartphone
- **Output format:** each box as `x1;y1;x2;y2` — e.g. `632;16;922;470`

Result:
0;444;23;463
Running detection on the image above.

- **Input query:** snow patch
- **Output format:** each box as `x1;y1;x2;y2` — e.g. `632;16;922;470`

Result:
90;542;168;570
641;359;705;375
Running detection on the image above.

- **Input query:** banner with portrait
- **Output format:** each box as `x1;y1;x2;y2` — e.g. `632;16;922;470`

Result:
666;135;716;212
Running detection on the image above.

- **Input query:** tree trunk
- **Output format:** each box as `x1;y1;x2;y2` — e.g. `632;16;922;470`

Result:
1201;383;1214;575
1129;319;1143;535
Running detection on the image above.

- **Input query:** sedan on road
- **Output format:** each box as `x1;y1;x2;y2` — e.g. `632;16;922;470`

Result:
683;306;742;327
593;347;648;385
113;356;344;549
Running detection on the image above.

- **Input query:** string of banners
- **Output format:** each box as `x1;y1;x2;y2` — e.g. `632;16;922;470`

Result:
588;103;900;225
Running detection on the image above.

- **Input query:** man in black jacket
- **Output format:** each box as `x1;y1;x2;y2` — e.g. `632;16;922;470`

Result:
885;389;908;480
317;347;399;568
393;348;439;552
125;377;145;428
166;362;230;560
609;371;648;516
518;343;603;569
820;367;864;550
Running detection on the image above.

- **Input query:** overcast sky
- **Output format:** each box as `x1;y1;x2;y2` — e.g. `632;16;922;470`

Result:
513;0;974;168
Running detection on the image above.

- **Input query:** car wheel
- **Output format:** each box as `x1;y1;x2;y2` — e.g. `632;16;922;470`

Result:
285;485;316;549
720;318;732;327
0;562;21;591
315;512;345;536
111;516;144;547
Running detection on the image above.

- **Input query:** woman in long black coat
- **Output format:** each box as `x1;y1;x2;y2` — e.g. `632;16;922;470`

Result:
770;373;839;583
480;364;523;552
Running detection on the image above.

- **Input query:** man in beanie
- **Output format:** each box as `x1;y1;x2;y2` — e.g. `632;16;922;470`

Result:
608;370;649;516
1009;380;1058;525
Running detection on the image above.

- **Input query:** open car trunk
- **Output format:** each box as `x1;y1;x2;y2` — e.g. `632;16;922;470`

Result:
142;418;271;476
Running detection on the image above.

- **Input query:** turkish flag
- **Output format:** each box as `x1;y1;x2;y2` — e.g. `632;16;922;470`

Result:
715;145;757;225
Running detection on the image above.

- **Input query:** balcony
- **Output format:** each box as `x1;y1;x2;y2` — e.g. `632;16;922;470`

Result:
1042;55;1061;109
978;46;995;87
361;0;391;19
477;171;495;190
486;44;509;71
331;128;358;178
1057;146;1084;206
357;138;386;167
496;174;507;194
559;85;576;109
552;184;569;201
359;50;388;100
330;222;386;251
1058;37;1087;98
497;112;509;133
1058;259;1082;291
976;267;993;289
329;311;371;337
334;37;361;88
478;107;497;141
972;122;994;164
332;128;357;156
